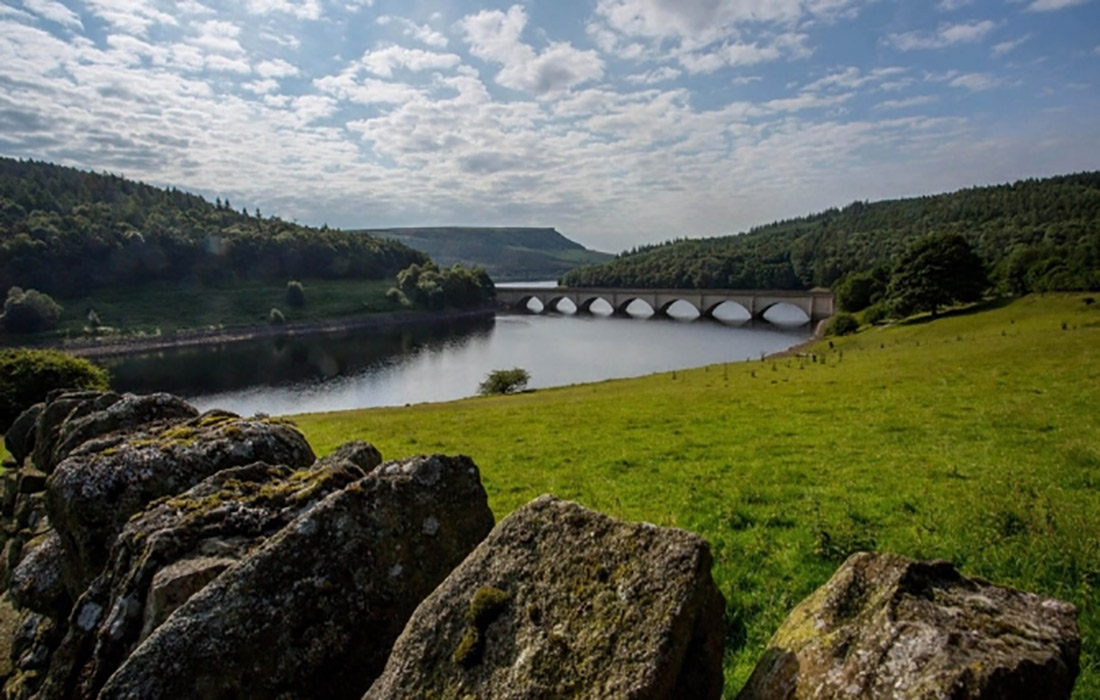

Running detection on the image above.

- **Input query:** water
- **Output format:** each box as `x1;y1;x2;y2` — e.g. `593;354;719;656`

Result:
101;304;812;417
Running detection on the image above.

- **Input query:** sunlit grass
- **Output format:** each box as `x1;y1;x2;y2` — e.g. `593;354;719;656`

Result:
293;294;1100;696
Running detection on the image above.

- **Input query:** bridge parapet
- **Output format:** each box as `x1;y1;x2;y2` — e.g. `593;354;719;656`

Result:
495;287;834;324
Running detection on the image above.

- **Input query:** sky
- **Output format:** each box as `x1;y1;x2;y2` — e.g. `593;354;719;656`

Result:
0;0;1098;252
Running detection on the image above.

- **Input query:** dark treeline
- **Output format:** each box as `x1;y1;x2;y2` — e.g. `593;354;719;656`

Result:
0;158;428;297
562;172;1100;293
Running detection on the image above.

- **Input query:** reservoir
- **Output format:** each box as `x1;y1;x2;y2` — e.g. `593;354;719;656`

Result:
101;301;812;416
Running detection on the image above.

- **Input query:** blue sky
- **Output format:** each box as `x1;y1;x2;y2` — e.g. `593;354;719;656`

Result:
0;0;1097;252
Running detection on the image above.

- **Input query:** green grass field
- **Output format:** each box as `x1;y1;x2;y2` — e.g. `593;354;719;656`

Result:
291;294;1100;696
43;278;403;338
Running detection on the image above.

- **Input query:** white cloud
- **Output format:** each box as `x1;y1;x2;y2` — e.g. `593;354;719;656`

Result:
460;6;603;95
23;0;83;29
936;0;973;10
1025;0;1090;10
874;95;937;110
189;20;244;55
625;66;681;84
992;35;1029;56
948;72;1004;91
887;20;996;51
83;0;178;35
377;15;448;48
359;46;461;78
256;58;300;79
243;78;280;94
245;0;322;20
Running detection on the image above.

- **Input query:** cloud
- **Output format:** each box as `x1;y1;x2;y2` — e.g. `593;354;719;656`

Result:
189;20;245;55
624;66;682;84
886;20;996;51
359;46;462;78
992;35;1029;56
23;0;83;29
874;95;938;110
1025;0;1090;10
256;58;300;79
948;72;1004;91
459;6;603;95
83;0;178;35
245;0;322;20
936;0;974;10
377;15;449;48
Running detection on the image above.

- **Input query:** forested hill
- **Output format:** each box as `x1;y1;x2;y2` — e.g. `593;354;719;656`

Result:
355;227;613;282
0;158;428;297
562;172;1100;292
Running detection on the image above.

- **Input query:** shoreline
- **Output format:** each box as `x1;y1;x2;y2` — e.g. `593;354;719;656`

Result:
29;307;497;360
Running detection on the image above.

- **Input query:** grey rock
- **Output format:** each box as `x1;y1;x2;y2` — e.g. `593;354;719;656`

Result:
365;495;726;700
9;533;69;619
45;411;315;591
316;440;383;473
16;471;46;495
99;455;494;700
737;551;1081;700
3;404;42;468
31;392;122;474
38;460;366;699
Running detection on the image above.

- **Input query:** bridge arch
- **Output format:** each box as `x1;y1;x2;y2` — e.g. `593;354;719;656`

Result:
546;296;578;314
703;300;752;322
515;295;543;313
615;298;655;317
577;296;611;314
657;299;701;319
758;301;811;325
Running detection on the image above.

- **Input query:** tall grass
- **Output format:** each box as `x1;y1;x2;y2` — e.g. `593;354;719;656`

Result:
293;294;1099;696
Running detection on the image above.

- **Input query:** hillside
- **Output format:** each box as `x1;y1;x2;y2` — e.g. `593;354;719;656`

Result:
356;227;612;282
291;294;1100;696
562;172;1100;293
0;158;428;297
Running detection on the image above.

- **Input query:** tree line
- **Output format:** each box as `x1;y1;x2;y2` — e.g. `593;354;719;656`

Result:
561;172;1100;295
0;158;428;298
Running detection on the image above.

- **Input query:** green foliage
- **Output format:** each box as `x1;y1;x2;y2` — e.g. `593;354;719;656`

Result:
268;308;285;325
861;302;891;326
478;368;530;395
294;294;1100;697
887;233;987;317
823;312;860;336
385;287;409;306
562;172;1100;294
1;286;63;333
0;157;428;297
396;262;495;310
0;348;109;432
835;269;888;312
285;280;305;308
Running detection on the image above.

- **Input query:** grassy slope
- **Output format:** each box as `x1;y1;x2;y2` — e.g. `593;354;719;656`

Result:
293;294;1099;696
18;278;403;340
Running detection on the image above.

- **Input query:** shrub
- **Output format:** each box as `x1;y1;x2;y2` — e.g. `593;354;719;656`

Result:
285;280;305;308
861;302;890;326
0;348;110;432
1;287;63;333
269;308;286;325
386;287;410;306
478;368;530;396
824;312;860;337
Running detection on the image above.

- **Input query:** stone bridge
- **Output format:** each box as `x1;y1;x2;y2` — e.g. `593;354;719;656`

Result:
495;286;835;324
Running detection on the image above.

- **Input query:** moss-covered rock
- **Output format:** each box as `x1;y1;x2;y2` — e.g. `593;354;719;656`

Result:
365;495;726;699
737;551;1081;699
46;409;316;591
98;454;494;699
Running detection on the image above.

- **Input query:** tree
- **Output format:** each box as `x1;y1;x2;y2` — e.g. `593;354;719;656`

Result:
886;233;987;317
1;287;63;333
0;348;109;432
285;280;305;307
824;312;860;336
835;269;888;312
478;368;530;396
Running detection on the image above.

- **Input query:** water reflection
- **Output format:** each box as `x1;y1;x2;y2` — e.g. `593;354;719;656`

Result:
102;312;810;417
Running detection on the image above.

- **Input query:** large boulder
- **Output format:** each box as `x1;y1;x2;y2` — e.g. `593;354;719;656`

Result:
45;410;316;590
3;403;42;468
98;454;495;699
37;460;368;698
737;551;1080;699
365;495;726;700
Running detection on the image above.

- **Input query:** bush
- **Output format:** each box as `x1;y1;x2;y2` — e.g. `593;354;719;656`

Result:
478;368;530;396
386;287;410;306
861;302;890;326
835;269;888;313
269;308;286;325
0;348;110;432
1;287;63;333
823;312;860;337
285;280;305;308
